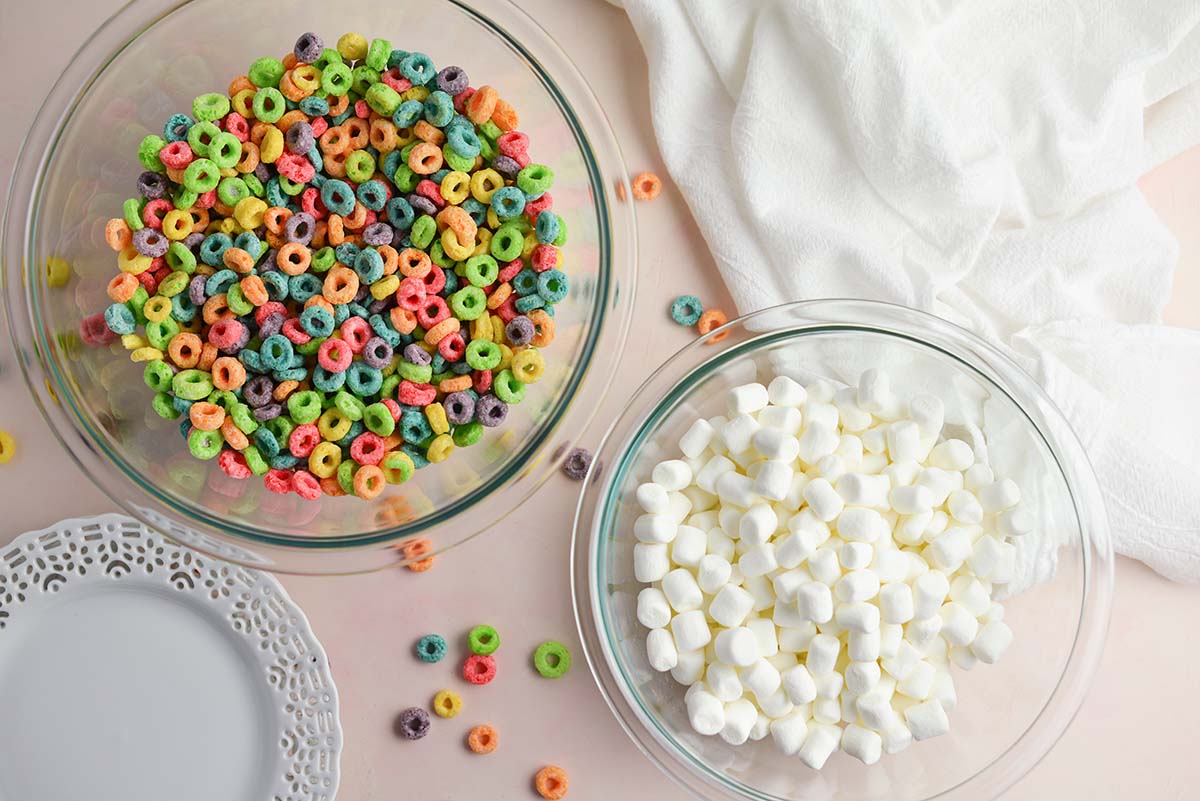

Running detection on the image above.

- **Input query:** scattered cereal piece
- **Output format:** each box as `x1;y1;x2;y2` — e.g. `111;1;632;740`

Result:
670;295;703;326
696;308;730;343
561;448;592;481
462;653;497;685
397;707;431;740
534;765;569;800
415;634;447;663
432;689;462;718
46;257;71;288
631;172;662;201
533;641;572;679
467;724;498;754
468;624;500;655
0;430;13;464
403;538;436;572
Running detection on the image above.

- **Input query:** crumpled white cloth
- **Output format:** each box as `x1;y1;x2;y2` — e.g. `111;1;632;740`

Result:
612;0;1200;582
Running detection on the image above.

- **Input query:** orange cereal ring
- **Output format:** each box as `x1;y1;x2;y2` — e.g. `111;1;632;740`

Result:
240;274;268;306
250;121;272;145
486;283;512;310
303;295;335;316
467;725;498;755
211;356;247;391
202;293;234;324
326;93;349;117
439;375;473;394
696;308;730;343
377;244;399;275
490;98;519;132
281;52;298;69
276;242;312;276
466;85;499;125
390;307;418;335
353;463;386;499
278;71;306;102
424;317;460;345
276;109;308;133
408;142;443;175
235;141;260;174
220;416;249;451
632;171;663;201
197;342;218;371
326;214;346;245
534;766;568;800
343;202;368;231
189;401;225;431
527;309;556;347
320;475;346;497
228;74;254;95
107;272;139;303
413;120;445;146
187;206;210;231
222;247;255;274
273;379;300;402
311;220;328;248
105;218;132;251
436;205;476;244
319;124;351;156
166;166;187;184
323;266;359;304
398;248;432;278
167;332;203;368
369;119;398;153
323;149;349;179
264;206;291;234
343;117;370;149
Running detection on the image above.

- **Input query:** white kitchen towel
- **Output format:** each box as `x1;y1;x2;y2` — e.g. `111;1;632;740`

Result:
613;0;1200;582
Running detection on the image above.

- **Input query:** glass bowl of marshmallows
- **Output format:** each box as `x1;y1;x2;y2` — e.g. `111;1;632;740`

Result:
572;300;1112;801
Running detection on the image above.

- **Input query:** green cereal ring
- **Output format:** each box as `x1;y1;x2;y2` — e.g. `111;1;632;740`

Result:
410;215;436;249
144;361;174;392
138;135;167;172
320;62;353;96
465;339;501;371
230;403;258;435
452;421;483;447
365;82;401;117
187;427;223;460
489;223;524;261
449;286;486;320
192;92;230;122
393;163;419;193
243;444;269;476
287;390;323;424
146;318;179;349
464;255;499;287
173;188;198;210
350;65;381;96
279;175;305;196
334;390;365;421
264;415;294;444
517;164;555;196
187;120;220;157
248;57;285;88
478;135;497;162
336;459;358;494
398;361;433;383
381;450;414;484
182;158;220;193
166;241;196;273
123;197;145;231
345;149;376;183
311;246;336;273
479;120;503;141
443;145;474;172
209;132;242;169
493;369;526;404
172;368;213;401
553;214;568;246
468;625;500;656
252;87;286;124
243;172;264;197
313;48;343;71
532;641;571;679
363;402;396;437
366;38;392;71
128;286;150;321
158;270;189;297
226;282;254;316
208;389;238;411
217;176;250;207
152;391;180;419
428;240;454;269
380;374;402;399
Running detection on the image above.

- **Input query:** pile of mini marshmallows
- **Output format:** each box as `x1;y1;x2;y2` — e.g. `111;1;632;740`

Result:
632;371;1028;768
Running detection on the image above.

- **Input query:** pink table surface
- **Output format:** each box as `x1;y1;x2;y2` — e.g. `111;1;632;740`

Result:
2;2;1199;799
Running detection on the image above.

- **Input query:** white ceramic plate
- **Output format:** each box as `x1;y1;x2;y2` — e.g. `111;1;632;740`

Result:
0;514;341;801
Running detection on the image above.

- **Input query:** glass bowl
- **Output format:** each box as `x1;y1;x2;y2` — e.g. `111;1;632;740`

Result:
572;300;1112;801
3;0;636;573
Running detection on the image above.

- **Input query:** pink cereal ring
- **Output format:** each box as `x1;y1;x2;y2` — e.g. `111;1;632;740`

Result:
494;295;518;323
422;265;446;295
196;189;217;209
349;432;386;465
81;312;118;346
264;468;294;494
256;301;287;326
497;259;523;283
137;271;159;294
218;449;252;479
472;369;493;394
362;209;377;228
281;317;312;345
398;380;437;407
340;317;371;353
497;131;529;158
288;424;321;458
276;151;315;184
525;192;553;220
531;244;559;273
142;199;173;230
453;87;475;114
208;319;246;349
354;99;371;119
417;295;450;329
292;469;321;501
310;117;329;138
300;187;327;220
415;180;446;209
381;398;402;422
395;276;426;311
158;140;194;169
317;337;353;372
437;331;465;361
224;113;250;142
381;68;411;93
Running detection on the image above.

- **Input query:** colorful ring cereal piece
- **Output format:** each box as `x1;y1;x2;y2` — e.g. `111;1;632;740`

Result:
631;171;662;201
534;766;569;800
432;689;462;719
670;294;704;326
533;641;572;679
467;625;500;656
466;725;498;755
0;430;14;464
696;308;730;343
561;447;593;481
462;654;497;685
397;707;431;741
415;634;447;663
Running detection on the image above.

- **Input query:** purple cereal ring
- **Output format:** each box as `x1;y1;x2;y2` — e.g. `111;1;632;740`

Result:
243;375;275;407
138;170;168;199
132;227;169;258
397;707;430;740
253;402;283;422
254;162;272;185
353;284;370;303
562;447;593;480
258;249;278;273
285;120;314;155
362;222;394;246
258;312;286;340
407;194;437;216
367;297;392;314
293;32;324;64
475;394;508;427
284;211;315;245
444;391;475;425
436;65;469;95
188;274;208;306
504;316;535;347
183;231;206;251
491;155;521;180
361;336;394;369
220;322;251;355
403;343;431;366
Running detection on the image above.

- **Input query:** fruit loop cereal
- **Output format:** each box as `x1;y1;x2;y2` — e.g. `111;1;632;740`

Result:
462;653;497;685
415;633;447;663
397;706;431;740
466;724;498;754
467;624;500;655
532;640;571;678
0;430;14;464
560;447;592;480
432;688;462;718
534;765;569;800
98;32;571;500
669;294;703;326
631;171;662;201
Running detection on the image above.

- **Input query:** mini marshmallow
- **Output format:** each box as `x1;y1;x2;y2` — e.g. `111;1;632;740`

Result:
779;623;818;653
926;526;973;571
979;478;1021;512
861;427;887;454
904;699;950;741
849;628;882;663
836;507;884;542
969;536;1013;582
929;439;973;471
916;467;962;506
947;489;984;524
705;662;744;702
807;547;843;586
747;617;779;657
727;383;770;416
913;571;950;620
759;404;804;436
671;649;706;685
879;623;903;658
887;421;922;463
738;503;778;546
715;695;753;748
652;459;693;492
697;554;733;594
908;393;944;435
931;670;958;712
806;633;841;675
805;402;840;431
889;484;935;515
816;454;847;484
772;568;811;603
845;661;882;695
687;689;726;736
742;658;783;699
743;575;776;611
856;691;896;731
670;609;712;652
666;491;693;524
883;458;922;488
797;422;841;465
813;670;844;700
882;641;921;680
857;368;890;414
721;413;761;455
749;712;772;742
709;585;755;628
662;568;704;612
949;575;992;617
646;628;679;672
781;663;817;704
753;460;795;502
896;659;935;700
905;615;943;650
637;587;672;629
682;485;717;513
841;724;883;765
636;483;671;515
835;602;881;633
949;645;978;670
836;473;892;509
938;602;980;647
839;541;874;570
688;510;719;532
695;454;736;494
715;471;758;509
752;428;801;462
713;516;739;549
633;514;677;544
971;620;1013;664
881;720;914;755
895;510;933;545
835;390;873;432
759;689;794;720
769;710;809;755
998;506;1034;538
872;549;910;584
796;582;835;624
797;723;841;770
679;418;715;459
633;543;671;582
964;462;995;491
768;375;807;407
880;582;915;624
835;569;881;603
671;525;708;568
714;626;759;667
